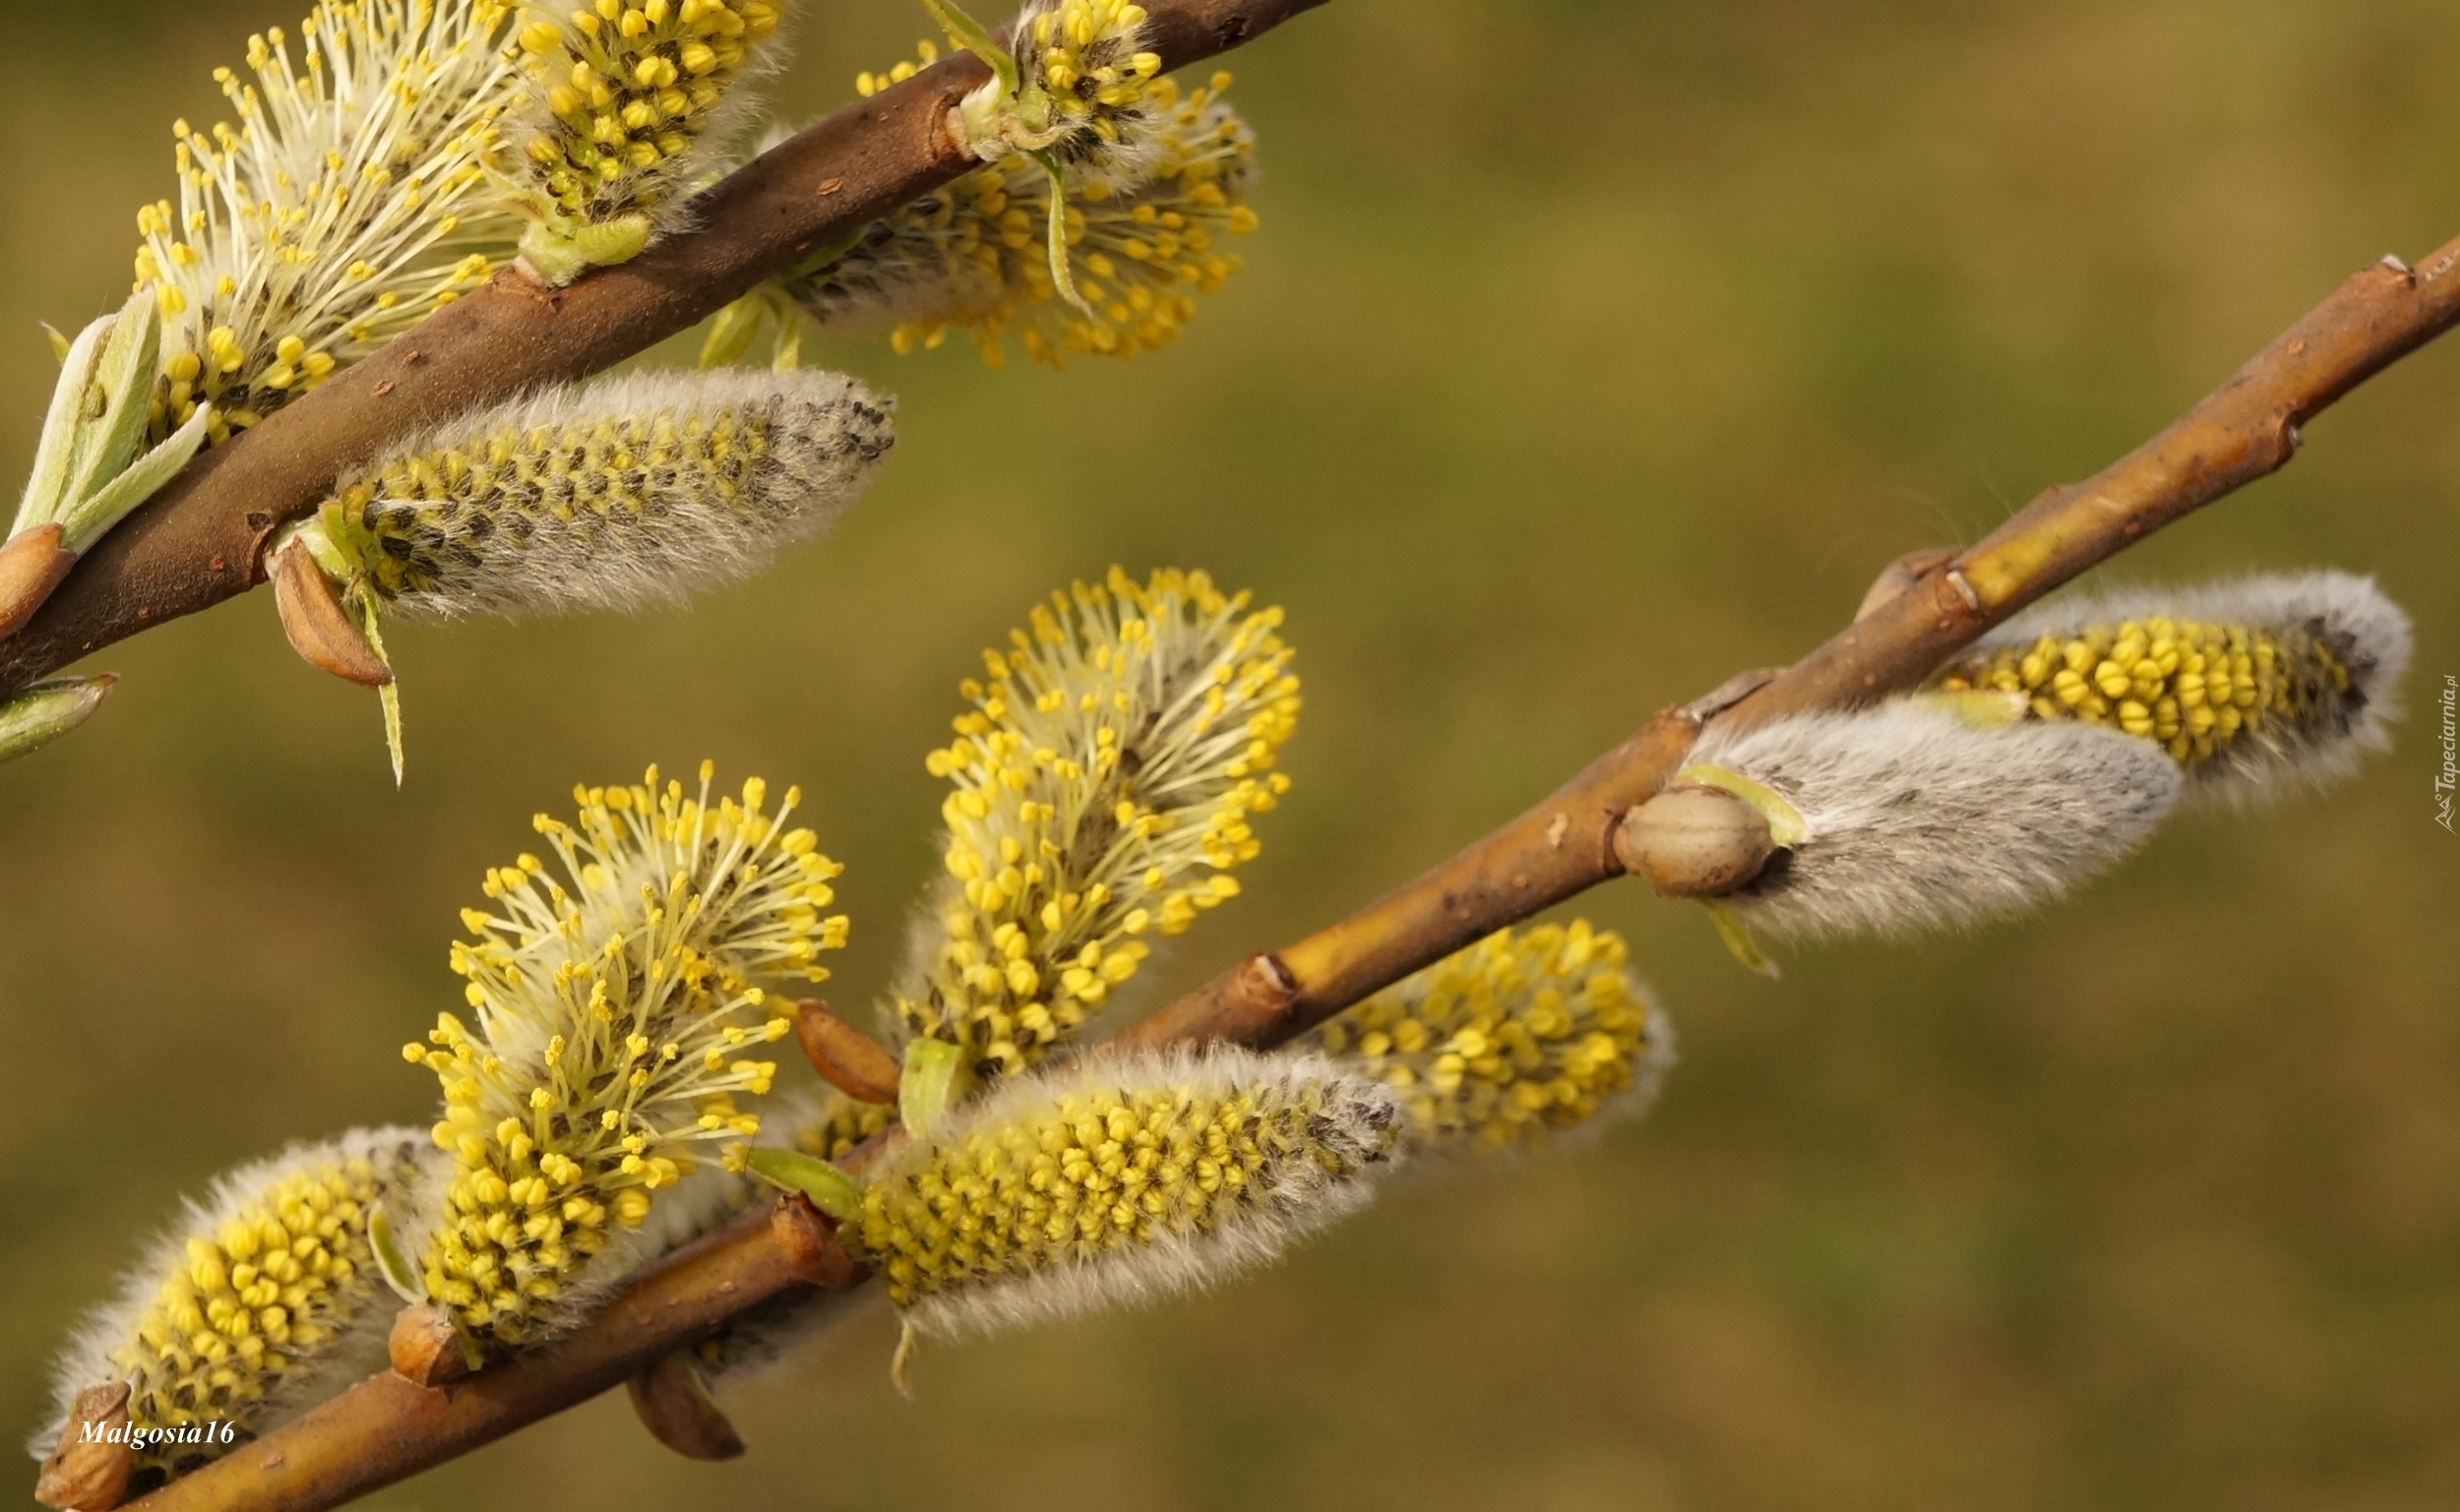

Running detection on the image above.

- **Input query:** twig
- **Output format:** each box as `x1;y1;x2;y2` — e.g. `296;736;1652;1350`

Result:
0;0;1331;698
1124;234;2460;1051
125;1198;860;1512
108;230;2460;1512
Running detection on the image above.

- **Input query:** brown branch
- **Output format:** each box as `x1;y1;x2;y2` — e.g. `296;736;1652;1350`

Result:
105;231;2460;1512
0;0;1330;698
1127;234;2460;1051
125;1197;859;1512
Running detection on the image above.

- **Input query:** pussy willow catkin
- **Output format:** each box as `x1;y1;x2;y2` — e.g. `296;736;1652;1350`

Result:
1930;571;2412;799
793;74;1258;366
894;567;1300;1076
301;368;892;620
857;1047;1399;1341
1687;702;2183;938
135;0;523;447
791;1087;897;1161
941;0;1172;174
39;1129;434;1492
1304;922;1675;1156
403;764;844;1349
508;0;788;280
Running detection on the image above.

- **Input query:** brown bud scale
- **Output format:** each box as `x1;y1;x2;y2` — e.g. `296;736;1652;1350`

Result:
1615;787;1778;898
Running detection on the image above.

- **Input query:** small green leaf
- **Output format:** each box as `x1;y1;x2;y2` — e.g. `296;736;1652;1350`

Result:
518;221;597;286
1026;150;1094;318
367;1202;428;1304
14;309;115;536
40;324;70;364
770;303;805;372
899;1038;976;1137
291;502;377;583
698;295;767;370
573;213;653;271
1673;762;1813;849
920;0;1016;95
746;1147;863;1223
58;398;209;557
891;1316;920;1399
351;589;405;786
0;675;115;766
1702;898;1780;980
62;289;163;514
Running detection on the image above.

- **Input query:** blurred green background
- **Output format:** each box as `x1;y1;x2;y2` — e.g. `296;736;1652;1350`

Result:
6;1;2460;1508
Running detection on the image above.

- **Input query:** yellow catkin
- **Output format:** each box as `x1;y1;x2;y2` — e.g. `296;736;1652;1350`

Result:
792;1093;897;1162
1013;0;1168;157
1306;922;1672;1155
509;0;784;274
135;1;522;446
858;1049;1398;1337
1934;615;2350;768
406;763;843;1348
790;74;1258;367
899;567;1300;1075
54;1130;430;1491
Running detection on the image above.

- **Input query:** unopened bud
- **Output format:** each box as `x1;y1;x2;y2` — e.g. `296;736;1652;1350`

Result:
0;672;116;766
387;1302;477;1388
269;536;393;688
0;524;76;640
793;1000;901;1104
1616;787;1777;898
32;1382;132;1512
625;1353;746;1461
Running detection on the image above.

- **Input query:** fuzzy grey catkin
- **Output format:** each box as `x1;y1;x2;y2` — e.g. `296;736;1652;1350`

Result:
317;368;892;620
35;1129;437;1492
1932;570;2412;802
1688;702;2183;938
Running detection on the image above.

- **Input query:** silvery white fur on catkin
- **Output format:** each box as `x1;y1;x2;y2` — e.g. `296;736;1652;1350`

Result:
886;1046;1401;1344
361;367;894;621
1971;570;2413;804
34;1128;439;1461
1691;704;2183;938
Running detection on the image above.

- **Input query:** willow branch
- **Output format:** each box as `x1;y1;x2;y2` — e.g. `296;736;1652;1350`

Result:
121;1199;859;1512
106;230;2460;1512
1122;236;2460;1051
0;0;1329;698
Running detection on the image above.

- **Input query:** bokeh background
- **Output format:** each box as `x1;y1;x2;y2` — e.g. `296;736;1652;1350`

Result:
6;1;2460;1508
